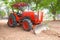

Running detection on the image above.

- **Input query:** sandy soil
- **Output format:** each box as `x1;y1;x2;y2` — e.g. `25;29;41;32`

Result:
0;20;60;40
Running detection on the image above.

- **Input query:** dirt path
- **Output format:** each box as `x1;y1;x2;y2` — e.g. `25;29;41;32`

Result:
0;20;60;40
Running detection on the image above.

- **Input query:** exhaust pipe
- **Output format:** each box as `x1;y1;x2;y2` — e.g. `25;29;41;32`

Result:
38;11;43;22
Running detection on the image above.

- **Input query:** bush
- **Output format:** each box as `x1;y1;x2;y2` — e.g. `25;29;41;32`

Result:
0;10;6;18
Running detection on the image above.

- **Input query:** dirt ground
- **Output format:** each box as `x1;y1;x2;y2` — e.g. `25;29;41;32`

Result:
0;19;60;40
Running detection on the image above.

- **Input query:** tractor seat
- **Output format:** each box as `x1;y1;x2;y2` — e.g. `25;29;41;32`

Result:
17;12;22;16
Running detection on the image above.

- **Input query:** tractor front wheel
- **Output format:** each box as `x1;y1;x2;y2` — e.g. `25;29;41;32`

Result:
22;19;32;31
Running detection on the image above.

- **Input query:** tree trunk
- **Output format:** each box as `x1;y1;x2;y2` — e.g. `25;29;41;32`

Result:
35;0;39;10
53;15;56;21
52;11;56;21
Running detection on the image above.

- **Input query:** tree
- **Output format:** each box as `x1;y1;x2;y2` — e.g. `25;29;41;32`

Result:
32;0;42;10
48;0;60;20
3;0;60;20
33;0;60;20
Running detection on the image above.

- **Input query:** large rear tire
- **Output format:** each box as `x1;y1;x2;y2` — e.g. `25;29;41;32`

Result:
22;19;33;31
7;14;17;27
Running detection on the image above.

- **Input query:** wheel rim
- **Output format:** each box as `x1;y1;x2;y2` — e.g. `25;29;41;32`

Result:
23;21;29;30
8;17;13;26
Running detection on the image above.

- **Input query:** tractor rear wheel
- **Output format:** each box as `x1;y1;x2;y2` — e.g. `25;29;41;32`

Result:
22;19;33;31
7;14;17;27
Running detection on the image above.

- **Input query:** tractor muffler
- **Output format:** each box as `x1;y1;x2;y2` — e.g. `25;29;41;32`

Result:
33;23;49;35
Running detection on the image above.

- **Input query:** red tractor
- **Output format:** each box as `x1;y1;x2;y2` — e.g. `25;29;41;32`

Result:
7;2;43;31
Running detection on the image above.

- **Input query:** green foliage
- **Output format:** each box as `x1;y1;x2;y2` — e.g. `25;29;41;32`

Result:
0;11;6;16
57;11;60;14
2;0;60;20
3;0;60;12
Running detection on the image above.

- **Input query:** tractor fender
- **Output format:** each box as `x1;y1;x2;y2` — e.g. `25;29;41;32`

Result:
22;17;34;23
22;17;30;20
